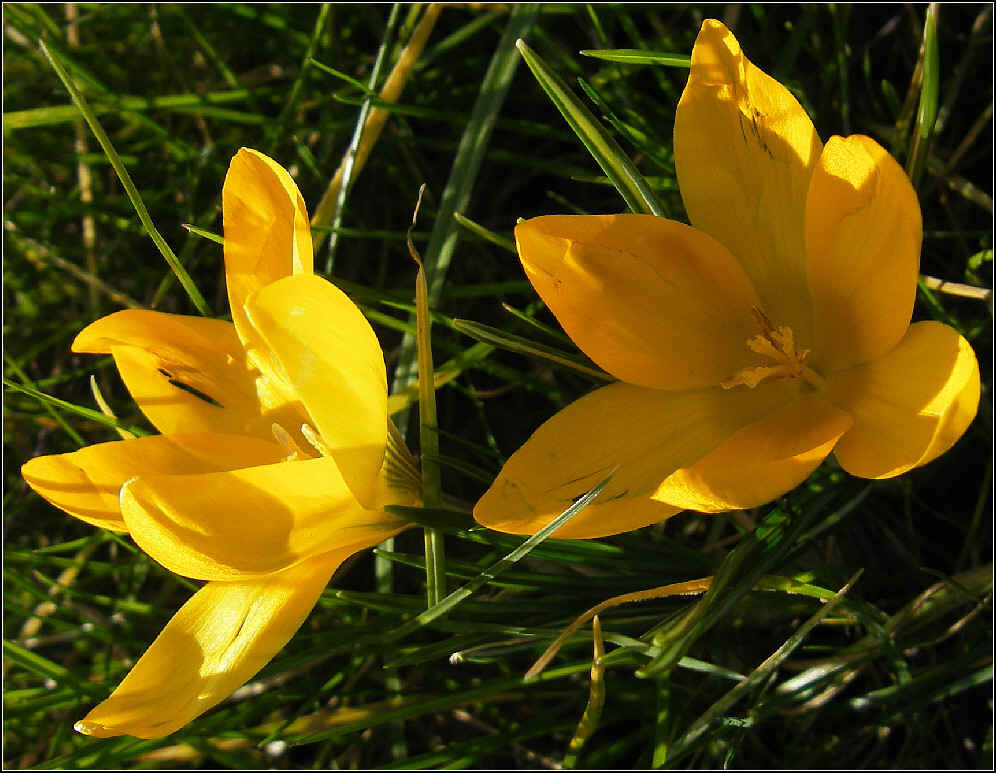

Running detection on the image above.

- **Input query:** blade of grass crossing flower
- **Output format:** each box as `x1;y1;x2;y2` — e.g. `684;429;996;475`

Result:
4;378;150;439
386;468;616;642
515;39;666;217
39;41;212;317
410;186;446;607
391;4;541;426
89;376;136;440
906;4;940;188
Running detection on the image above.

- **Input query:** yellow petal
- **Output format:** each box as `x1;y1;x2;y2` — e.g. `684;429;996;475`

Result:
223;148;313;340
20;434;286;532
827;321;981;478
73;311;277;439
74;551;342;739
674;19;822;337
474;379;797;539
653;392;852;511
515;214;761;390
244;274;389;502
806;135;922;372
120;457;409;581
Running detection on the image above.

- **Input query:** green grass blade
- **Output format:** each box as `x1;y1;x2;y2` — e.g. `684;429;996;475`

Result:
579;48;690;67
515;39;666;217
906;4;940;187
391;3;541;423
409;189;446;607
38;41;212;316
664;571;862;765
385;468;616;642
452;318;612;382
641;481;870;678
4;378;150;438
312;3;404;267
265;3;331;155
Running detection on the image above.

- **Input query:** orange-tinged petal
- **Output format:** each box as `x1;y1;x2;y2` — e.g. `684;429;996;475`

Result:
20;434;286;532
474;379;798;539
827;321;981;479
653;392;852;511
515;214;761;390
806;135;922;372
674;19;822;336
244;274;389;502
74;550;342;739
120;457;409;581
223;148;313;340
73;310;278;439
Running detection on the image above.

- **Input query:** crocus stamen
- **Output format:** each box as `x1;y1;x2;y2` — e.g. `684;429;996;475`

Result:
301;423;334;458
271;423;307;462
721;307;814;390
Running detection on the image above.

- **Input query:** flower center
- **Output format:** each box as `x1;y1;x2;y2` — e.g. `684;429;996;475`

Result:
721;307;823;390
271;419;423;498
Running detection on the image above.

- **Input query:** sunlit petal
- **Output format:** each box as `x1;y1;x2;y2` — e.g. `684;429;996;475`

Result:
654;393;852;511
474;379;797;538
21;434;286;532
223;147;313;340
73;311;276;438
674;19;822;336
515;214;761;390
806;135;922;372
120;457;409;580
245;274;389;502
74;551;342;739
827;321;981;478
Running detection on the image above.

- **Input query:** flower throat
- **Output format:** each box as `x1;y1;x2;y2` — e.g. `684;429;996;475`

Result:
721;307;824;390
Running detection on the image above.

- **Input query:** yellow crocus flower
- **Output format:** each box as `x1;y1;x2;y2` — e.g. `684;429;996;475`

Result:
21;148;421;738
474;20;981;539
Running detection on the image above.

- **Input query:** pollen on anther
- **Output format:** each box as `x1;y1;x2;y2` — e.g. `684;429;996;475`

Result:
723;307;811;389
301;423;333;458
271;423;303;462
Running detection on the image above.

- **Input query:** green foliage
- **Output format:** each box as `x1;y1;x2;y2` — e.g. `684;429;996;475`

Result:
4;3;991;769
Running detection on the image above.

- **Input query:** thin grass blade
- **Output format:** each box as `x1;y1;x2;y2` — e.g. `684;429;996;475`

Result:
906;4;940;187
515;39;666;217
39;41;212;316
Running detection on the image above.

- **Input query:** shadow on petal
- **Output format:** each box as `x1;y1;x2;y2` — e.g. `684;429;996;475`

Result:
121;456;410;581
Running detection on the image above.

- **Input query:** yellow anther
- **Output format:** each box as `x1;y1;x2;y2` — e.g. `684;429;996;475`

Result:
301;423;334;458
271;423;305;462
722;307;812;390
